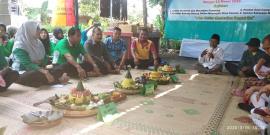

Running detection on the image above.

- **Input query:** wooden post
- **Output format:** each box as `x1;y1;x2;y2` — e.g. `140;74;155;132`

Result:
143;0;147;28
75;0;79;26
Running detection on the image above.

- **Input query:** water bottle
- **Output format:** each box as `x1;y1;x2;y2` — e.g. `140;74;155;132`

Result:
52;51;60;65
77;54;84;64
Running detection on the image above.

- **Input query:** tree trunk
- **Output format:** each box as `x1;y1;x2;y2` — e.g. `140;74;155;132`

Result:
161;0;165;24
143;0;147;28
75;0;79;26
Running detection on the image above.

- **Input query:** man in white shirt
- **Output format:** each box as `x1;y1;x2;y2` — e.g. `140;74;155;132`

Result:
197;34;224;74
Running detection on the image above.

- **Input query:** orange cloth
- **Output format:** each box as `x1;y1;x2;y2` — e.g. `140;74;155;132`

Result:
132;39;155;60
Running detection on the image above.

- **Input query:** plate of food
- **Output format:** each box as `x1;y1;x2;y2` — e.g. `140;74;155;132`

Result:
96;91;127;104
22;111;63;127
143;71;171;85
159;65;176;75
114;69;143;95
49;81;104;117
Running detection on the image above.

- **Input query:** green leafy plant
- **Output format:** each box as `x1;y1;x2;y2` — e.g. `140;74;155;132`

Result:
79;0;99;17
148;0;164;7
40;0;50;24
153;15;164;35
160;38;168;49
23;0;50;24
41;24;70;34
169;40;181;50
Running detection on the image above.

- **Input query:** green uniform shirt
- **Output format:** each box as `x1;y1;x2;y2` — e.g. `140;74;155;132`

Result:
0;39;14;57
4;39;14;57
0;45;8;70
49;41;56;56
54;38;86;64
12;48;48;71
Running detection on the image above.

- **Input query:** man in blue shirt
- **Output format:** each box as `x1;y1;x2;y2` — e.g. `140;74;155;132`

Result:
104;27;127;69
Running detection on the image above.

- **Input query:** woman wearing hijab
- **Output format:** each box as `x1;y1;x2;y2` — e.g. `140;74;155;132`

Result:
51;28;64;45
11;21;69;87
40;28;55;56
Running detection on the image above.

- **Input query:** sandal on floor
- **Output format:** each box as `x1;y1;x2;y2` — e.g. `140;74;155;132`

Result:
238;103;254;113
231;88;244;97
58;73;70;84
87;72;101;77
110;70;120;74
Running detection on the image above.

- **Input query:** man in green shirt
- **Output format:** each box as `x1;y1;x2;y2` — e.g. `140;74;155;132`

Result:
0;46;8;69
54;27;101;78
0;24;14;57
0;40;19;92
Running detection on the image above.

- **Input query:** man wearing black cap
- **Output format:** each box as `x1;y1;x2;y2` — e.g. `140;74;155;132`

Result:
225;38;265;77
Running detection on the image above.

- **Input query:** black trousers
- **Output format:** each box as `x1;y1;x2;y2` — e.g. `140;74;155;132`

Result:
17;65;65;87
0;68;19;92
126;58;160;69
92;56;112;75
225;62;256;77
196;63;222;74
17;62;94;87
57;61;94;78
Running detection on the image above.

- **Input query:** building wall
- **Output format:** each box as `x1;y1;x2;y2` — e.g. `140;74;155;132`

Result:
0;0;10;24
0;0;21;25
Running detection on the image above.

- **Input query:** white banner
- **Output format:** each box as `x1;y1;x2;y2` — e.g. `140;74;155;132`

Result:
168;0;270;21
180;38;248;61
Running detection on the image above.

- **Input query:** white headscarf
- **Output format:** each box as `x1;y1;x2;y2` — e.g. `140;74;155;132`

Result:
12;21;45;63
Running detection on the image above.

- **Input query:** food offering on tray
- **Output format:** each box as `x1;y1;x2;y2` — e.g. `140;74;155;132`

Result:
142;70;170;85
110;91;127;102
113;68;143;95
21;111;63;127
96;91;127;104
158;65;176;75
50;81;104;117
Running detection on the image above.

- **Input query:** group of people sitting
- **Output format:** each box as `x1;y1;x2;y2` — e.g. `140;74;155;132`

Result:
4;20;270;133
197;33;270;134
196;33;267;76
0;21;159;90
237;35;270;134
